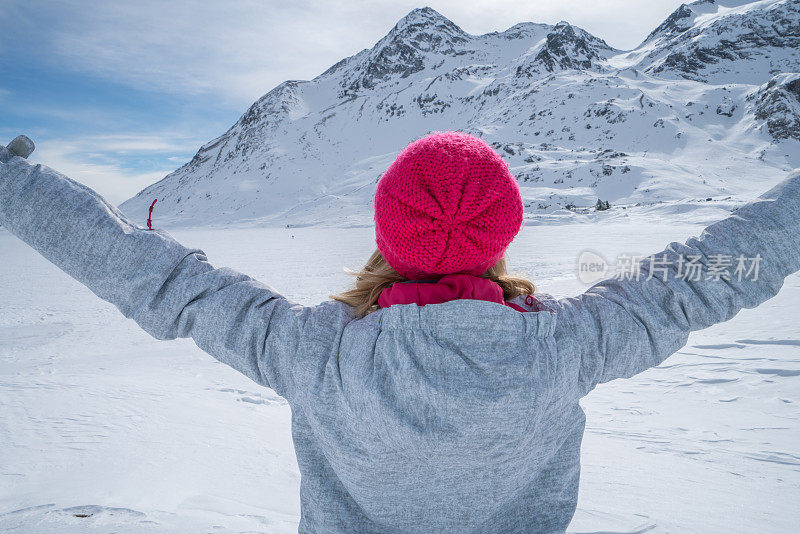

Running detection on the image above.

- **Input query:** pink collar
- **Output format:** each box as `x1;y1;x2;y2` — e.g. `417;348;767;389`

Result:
378;273;529;312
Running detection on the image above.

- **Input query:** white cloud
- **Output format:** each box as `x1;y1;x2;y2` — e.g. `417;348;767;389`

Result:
27;133;204;204
40;0;374;106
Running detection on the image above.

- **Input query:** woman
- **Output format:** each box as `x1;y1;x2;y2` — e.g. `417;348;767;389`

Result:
1;131;798;533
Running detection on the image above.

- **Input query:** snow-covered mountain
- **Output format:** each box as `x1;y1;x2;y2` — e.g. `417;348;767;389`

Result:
120;0;800;227
629;0;800;84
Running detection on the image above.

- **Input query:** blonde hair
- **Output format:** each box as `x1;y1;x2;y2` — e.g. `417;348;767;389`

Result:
331;249;535;318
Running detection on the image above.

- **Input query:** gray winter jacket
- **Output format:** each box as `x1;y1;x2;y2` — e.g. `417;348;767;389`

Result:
1;145;799;533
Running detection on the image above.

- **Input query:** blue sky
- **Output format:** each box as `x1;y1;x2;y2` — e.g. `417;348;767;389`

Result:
1;0;684;203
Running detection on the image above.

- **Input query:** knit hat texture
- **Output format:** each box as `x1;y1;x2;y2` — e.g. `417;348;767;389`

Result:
374;131;523;279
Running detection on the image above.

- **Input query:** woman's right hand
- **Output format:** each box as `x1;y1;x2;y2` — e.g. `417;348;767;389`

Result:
1;135;35;165
6;135;35;159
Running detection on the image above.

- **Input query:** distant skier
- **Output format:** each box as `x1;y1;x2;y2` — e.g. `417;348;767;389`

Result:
1;132;798;533
147;198;157;230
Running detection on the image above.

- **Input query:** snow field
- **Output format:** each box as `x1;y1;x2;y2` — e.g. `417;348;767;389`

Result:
0;222;798;532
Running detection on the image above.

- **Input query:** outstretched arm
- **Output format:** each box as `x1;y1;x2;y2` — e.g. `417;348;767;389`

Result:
554;170;800;398
0;141;349;403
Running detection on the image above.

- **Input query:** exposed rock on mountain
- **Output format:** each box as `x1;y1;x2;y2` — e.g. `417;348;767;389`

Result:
520;22;616;76
632;0;800;83
751;72;800;140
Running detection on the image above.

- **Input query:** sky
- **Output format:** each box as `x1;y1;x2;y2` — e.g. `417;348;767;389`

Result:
0;0;686;204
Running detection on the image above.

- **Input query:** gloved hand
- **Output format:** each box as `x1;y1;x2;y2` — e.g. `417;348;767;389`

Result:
1;135;35;164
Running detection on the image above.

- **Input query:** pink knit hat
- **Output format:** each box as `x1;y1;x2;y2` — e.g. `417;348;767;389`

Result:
374;131;523;280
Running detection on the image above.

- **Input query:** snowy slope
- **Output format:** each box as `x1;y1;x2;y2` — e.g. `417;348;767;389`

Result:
625;0;800;84
119;0;800;228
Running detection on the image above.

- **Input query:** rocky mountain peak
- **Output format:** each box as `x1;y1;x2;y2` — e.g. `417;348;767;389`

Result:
393;7;451;30
641;3;697;45
636;0;799;83
526;21;615;74
340;7;470;95
386;6;469;46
